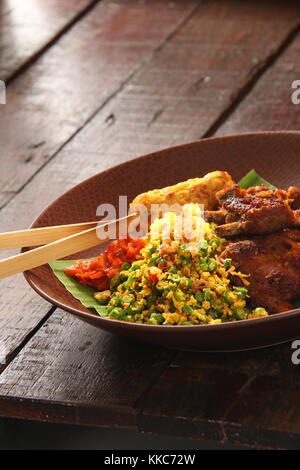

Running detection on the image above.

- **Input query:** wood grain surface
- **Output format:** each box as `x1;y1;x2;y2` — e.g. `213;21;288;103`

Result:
1;0;300;449
0;0;198;208
0;310;174;426
135;343;300;449
215;31;300;136
0;0;100;81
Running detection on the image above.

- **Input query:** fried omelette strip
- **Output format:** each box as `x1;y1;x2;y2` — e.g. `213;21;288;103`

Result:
207;184;300;237
130;171;234;213
220;229;300;313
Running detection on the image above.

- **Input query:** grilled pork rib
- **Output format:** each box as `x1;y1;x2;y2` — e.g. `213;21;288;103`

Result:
205;184;300;237
220;229;300;313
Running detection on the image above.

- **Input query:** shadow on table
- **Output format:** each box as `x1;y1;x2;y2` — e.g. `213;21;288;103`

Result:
0;417;247;450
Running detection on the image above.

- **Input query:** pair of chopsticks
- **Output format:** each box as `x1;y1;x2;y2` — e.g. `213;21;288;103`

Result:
0;214;136;279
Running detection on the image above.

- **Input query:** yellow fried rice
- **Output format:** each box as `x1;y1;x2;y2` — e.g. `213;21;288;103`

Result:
94;204;268;325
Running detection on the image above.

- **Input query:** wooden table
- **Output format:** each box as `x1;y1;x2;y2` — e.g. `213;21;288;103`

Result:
1;0;300;450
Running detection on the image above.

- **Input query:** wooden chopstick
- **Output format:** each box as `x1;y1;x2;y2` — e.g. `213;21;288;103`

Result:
0;214;136;279
0;221;99;250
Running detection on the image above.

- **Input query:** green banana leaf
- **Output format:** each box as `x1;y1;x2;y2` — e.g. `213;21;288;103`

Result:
48;260;105;316
238;169;277;190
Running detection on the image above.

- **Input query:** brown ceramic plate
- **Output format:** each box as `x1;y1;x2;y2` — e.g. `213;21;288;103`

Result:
24;132;300;351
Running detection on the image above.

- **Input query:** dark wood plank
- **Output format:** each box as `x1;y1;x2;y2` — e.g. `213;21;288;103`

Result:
224;343;300;449
0;310;174;426
0;0;100;81
136;343;300;449
215;31;300;136
135;344;300;449
135;347;276;445
0;0;198;208
1;0;300;439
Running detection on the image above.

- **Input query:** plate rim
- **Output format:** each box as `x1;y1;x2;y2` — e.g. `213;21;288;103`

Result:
25;130;300;228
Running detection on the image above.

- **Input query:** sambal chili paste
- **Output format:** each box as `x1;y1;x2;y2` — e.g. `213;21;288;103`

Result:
64;236;146;291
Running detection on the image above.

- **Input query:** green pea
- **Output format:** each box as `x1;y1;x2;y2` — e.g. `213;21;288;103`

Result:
222;292;234;304
207;258;217;272
209;237;220;247
109;307;126;320
146;293;157;308
150;313;164;324
184;277;192;289
203;288;211;300
224;258;232;270
121;262;131;271
131;300;145;314
94;290;111;305
122;294;135;305
234;308;246;320
254;307;268;315
178;243;187;253
222;296;231;305
131;262;143;271
182;304;193;314
125;276;135;289
198;260;208;271
174;288;186;301
195;292;203;303
199;240;208;254
233;287;248;298
97;306;109;317
111;296;122;307
156;280;169;291
110;275;122;291
168;273;181;284
208;309;218;319
221;317;230;323
181;255;192;267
